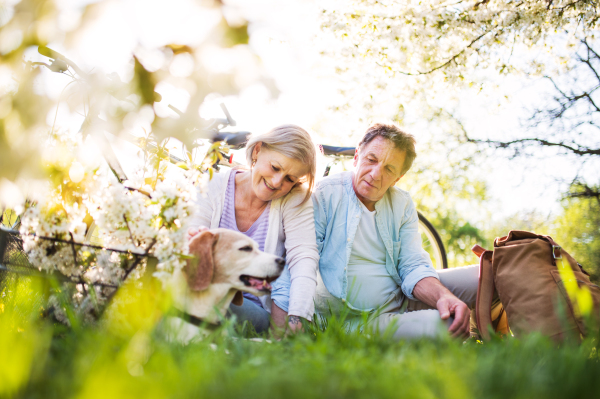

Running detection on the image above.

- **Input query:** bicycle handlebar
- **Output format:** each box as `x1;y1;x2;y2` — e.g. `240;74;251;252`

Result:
212;131;250;149
319;145;356;157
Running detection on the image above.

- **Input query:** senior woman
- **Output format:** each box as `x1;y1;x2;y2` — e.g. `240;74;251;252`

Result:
187;125;319;333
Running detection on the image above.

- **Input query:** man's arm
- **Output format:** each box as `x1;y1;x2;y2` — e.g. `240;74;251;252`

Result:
396;197;439;299
412;277;470;338
313;189;327;254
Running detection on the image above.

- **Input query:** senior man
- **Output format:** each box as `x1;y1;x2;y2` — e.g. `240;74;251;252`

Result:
271;123;478;339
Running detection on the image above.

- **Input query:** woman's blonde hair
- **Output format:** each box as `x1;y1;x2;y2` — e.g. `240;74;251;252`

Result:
245;124;317;204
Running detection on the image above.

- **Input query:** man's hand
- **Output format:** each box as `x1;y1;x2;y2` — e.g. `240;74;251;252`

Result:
413;277;470;339
436;293;470;338
187;226;208;241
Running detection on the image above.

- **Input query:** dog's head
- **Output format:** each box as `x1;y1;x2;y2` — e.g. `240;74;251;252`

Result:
183;228;285;303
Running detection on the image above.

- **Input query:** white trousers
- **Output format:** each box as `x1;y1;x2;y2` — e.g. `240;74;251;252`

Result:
372;264;479;340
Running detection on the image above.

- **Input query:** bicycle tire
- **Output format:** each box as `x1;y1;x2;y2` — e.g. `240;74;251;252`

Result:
1;209;20;230
417;211;448;269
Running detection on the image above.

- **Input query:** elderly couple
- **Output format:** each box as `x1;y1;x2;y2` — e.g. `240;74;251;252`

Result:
188;123;479;340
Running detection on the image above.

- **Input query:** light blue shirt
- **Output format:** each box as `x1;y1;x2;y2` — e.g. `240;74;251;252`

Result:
271;171;439;314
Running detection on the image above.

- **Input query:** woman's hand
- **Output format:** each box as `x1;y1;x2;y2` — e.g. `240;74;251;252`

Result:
187;226;209;241
271;303;305;337
287;315;304;333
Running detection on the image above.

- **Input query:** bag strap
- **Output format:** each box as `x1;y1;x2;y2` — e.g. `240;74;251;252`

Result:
472;244;495;340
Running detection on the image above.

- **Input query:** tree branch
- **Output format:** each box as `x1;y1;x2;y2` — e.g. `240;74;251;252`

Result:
123;214;138;247
100;237;157;313
16;231;148;256
393;31;491;75
578;48;600;85
467;137;600;156
566;183;600;206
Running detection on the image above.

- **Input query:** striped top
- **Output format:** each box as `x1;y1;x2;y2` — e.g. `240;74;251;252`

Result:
219;170;270;307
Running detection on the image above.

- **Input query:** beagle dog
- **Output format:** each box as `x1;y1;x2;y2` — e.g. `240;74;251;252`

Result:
164;228;284;343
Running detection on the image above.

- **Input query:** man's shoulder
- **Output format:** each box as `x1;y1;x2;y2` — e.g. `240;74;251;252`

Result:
314;171;352;192
313;172;353;205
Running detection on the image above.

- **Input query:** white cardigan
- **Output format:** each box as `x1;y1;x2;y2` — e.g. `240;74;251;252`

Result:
187;169;319;320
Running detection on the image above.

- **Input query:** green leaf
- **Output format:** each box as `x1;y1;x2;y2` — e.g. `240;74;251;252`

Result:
134;56;157;105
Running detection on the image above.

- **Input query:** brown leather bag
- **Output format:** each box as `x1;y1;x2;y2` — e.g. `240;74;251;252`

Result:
472;230;600;341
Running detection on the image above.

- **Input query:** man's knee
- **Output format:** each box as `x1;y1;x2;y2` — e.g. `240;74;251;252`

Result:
374;309;449;340
437;264;479;308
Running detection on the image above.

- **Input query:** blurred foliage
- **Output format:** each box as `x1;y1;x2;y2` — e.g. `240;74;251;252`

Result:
2;274;600;398
410;180;599;274
221;19;249;47
476;187;600;283
432;212;489;269
133;57;157;107
0;275;52;397
0;0;270;203
552;194;600;282
399;139;490;268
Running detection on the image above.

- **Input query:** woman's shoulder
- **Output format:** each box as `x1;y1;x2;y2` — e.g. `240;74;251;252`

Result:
205;169;232;190
195;169;232;207
279;183;311;210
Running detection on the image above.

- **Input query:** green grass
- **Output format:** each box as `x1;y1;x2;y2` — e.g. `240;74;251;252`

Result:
2;275;600;399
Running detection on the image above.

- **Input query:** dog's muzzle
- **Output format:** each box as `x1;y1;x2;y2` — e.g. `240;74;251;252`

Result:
239;257;285;292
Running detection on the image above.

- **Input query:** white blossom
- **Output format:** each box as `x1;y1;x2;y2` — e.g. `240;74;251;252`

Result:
19;137;203;324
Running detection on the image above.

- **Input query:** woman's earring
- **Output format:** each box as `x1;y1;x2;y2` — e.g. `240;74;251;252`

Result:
251;159;256;168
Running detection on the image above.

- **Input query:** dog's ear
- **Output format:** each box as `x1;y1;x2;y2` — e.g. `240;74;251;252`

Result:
232;291;244;306
184;230;218;291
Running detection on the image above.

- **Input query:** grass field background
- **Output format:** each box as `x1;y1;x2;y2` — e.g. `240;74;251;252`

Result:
2;274;600;399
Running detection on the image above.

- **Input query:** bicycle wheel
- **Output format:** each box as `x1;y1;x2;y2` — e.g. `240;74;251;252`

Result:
417;211;448;269
1;208;20;230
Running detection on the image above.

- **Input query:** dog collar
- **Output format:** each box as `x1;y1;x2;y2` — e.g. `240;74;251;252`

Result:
170;308;222;330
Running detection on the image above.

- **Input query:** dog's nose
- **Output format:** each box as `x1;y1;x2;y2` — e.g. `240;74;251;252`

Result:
276;257;285;270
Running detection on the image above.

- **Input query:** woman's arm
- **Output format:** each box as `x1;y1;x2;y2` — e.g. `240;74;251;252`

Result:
281;186;319;321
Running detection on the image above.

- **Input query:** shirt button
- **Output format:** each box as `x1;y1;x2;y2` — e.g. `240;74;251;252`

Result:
347;238;351;242
342;298;346;303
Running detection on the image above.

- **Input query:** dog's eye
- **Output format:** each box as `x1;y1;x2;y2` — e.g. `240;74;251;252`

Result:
239;245;253;252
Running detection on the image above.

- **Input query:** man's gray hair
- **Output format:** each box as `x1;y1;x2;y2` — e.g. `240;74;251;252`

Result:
358;123;417;176
245;124;317;204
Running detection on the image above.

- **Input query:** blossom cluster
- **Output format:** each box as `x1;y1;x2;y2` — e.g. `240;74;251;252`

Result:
315;0;599;131
18;154;205;323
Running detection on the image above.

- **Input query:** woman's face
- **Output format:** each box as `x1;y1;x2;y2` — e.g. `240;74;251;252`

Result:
250;143;309;202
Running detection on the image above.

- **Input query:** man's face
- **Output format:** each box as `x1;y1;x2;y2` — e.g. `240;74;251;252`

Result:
352;136;406;210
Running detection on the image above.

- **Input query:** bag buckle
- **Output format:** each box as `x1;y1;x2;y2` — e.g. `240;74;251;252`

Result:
552;245;562;260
